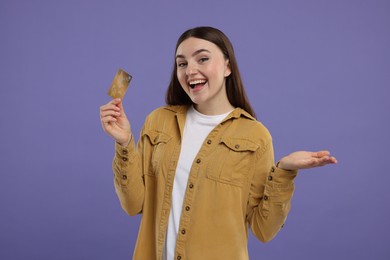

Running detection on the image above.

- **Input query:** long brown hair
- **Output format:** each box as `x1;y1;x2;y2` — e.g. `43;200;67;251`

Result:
165;26;256;118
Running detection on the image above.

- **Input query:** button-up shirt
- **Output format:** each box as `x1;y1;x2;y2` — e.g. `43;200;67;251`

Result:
113;105;297;260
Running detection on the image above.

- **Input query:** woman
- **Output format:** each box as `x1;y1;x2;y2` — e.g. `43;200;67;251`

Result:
100;26;337;260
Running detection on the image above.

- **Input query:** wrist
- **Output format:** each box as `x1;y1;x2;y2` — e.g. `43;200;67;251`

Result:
276;160;287;170
118;133;132;147
276;158;294;171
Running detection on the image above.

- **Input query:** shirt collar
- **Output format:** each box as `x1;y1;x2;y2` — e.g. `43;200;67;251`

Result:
228;107;255;121
164;105;255;121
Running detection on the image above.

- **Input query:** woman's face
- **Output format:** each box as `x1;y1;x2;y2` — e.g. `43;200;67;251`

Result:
175;37;232;115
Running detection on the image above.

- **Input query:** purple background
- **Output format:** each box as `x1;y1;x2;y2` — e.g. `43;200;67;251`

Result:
1;0;389;259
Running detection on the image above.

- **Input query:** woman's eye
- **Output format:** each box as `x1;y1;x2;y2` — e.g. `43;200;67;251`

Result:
177;62;187;68
199;57;209;63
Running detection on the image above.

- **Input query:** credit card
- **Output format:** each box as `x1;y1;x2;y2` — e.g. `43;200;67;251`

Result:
107;68;132;99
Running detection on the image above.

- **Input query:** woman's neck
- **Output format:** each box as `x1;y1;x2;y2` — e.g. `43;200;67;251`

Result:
193;102;235;115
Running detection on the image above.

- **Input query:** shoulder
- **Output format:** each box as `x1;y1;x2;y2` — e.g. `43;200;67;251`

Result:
229;108;272;140
143;105;187;130
221;117;272;156
224;109;272;152
146;105;186;119
235;117;271;142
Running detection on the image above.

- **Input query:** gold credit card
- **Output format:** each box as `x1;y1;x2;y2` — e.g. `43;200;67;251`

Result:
107;68;132;99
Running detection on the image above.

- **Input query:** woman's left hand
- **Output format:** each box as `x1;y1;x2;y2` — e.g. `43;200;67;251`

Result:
277;150;337;171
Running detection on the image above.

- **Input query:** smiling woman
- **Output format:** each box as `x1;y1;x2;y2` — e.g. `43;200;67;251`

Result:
166;27;256;118
175;38;233;115
99;26;337;260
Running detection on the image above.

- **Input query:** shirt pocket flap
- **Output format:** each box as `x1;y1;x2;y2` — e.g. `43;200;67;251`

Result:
144;130;172;145
143;130;172;176
220;137;259;152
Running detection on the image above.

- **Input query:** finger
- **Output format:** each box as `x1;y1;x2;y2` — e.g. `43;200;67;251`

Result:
116;100;128;118
110;98;122;105
111;98;123;111
101;115;118;123
100;98;121;111
313;150;330;158
316;156;338;167
100;109;120;119
117;99;124;111
100;103;120;113
327;156;338;164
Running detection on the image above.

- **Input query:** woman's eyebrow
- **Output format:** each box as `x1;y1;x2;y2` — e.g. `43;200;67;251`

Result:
176;49;211;59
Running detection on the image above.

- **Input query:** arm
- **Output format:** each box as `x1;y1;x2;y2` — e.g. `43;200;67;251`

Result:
112;136;145;216
100;99;145;215
247;147;338;242
247;141;297;243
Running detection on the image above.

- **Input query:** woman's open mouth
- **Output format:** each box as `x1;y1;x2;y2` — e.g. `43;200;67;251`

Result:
188;79;208;90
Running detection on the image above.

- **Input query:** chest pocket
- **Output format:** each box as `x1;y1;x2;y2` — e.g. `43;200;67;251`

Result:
143;130;172;176
207;137;259;186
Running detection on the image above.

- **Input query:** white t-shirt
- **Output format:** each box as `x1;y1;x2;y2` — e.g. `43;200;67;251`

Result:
163;106;232;260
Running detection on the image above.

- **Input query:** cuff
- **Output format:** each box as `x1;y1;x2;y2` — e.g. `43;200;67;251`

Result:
268;165;298;188
114;134;135;161
113;137;136;184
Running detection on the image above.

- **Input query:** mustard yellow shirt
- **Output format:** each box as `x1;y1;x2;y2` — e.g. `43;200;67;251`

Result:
112;105;297;260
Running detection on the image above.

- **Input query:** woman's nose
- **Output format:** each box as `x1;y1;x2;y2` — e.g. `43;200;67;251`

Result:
186;62;198;76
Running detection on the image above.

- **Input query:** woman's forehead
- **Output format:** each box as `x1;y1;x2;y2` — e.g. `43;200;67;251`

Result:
176;37;221;56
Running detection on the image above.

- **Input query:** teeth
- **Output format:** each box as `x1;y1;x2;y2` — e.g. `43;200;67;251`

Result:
189;79;207;85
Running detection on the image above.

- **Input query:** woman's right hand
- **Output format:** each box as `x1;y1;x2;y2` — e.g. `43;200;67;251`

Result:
100;98;131;146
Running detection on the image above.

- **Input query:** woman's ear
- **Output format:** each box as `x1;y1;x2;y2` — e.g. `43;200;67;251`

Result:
224;59;232;77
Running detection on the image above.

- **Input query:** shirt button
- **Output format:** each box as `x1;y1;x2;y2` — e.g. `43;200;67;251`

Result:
177;256;182;260
271;167;275;172
207;140;212;144
235;144;240;149
263;195;269;200
268;176;273;181
196;159;201;163
181;229;186;234
122;149;128;155
122;157;128;162
189;183;194;189
122;175;127;180
185;206;190;211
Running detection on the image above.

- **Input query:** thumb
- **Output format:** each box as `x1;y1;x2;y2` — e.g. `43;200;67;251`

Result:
111;98;125;112
116;99;129;120
118;100;124;111
111;98;122;106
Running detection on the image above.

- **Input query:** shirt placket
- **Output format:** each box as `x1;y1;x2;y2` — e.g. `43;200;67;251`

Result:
173;123;223;260
157;110;187;259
